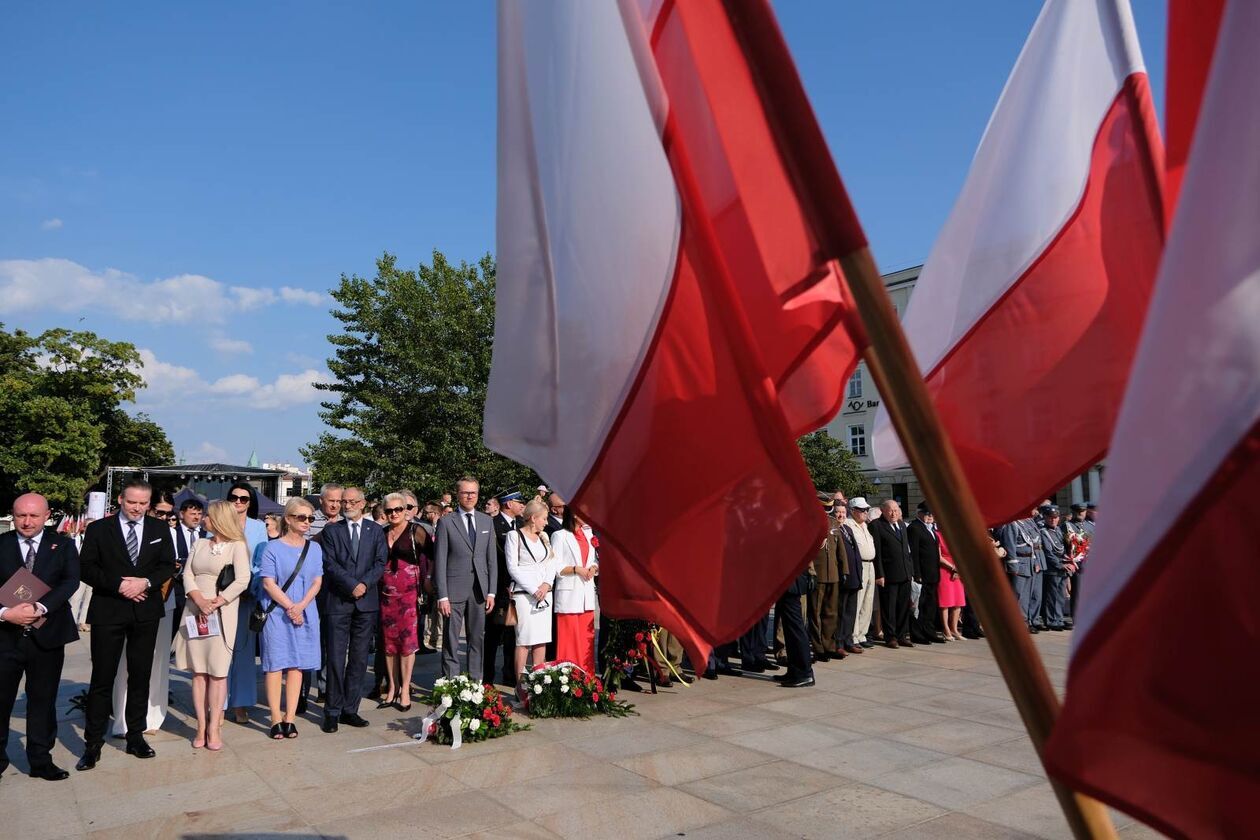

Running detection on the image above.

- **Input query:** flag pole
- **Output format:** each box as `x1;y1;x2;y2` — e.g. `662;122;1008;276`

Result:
722;2;1117;838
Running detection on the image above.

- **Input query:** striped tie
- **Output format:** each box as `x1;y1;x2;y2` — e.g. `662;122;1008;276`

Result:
23;539;36;572
126;520;139;565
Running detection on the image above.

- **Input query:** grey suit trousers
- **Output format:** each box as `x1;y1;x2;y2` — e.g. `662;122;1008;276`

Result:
442;578;488;679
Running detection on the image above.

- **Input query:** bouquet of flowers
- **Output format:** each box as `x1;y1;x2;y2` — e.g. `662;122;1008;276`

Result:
416;675;526;747
524;663;634;719
600;618;656;691
1066;530;1090;570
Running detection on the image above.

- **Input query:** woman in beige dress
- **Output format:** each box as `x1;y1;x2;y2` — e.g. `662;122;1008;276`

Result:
173;500;251;750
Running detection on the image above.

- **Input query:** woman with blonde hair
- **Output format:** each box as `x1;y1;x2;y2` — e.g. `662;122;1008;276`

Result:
259;497;323;739
505;499;557;698
173;500;252;750
376;492;429;711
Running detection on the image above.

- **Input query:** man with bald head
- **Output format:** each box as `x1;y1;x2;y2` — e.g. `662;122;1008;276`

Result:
869;499;915;648
1;493;81;782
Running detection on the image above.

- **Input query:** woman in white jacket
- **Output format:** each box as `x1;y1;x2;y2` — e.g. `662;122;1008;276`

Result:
504;499;557;692
550;507;598;676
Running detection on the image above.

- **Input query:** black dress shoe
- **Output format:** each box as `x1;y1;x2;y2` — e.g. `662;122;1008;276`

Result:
322;716;339;733
741;661;767;673
814;651;831;663
1029;626;1041;634
76;746;101;771
759;659;781;671
702;668;718;680
340;713;370;728
860;640;876;649
29;763;70;781
126;739;156;759
780;675;816;688
934;633;948;643
900;638;915;647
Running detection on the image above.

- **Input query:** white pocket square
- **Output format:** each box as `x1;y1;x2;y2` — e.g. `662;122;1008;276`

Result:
480;530;489;534
148;538;162;544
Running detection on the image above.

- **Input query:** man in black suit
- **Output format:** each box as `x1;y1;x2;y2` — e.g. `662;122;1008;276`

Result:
483;490;523;686
76;479;176;771
870;499;914;649
0;493;80;782
318;485;387;732
908;501;944;644
170;498;207;642
544;492;566;536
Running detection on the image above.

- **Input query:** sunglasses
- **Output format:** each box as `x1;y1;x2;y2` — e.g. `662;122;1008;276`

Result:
287;514;315;523
405;504;416;510
384;506;406;515
228;494;251;503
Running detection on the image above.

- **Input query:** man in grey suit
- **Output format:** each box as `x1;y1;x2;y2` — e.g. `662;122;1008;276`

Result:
434;476;497;679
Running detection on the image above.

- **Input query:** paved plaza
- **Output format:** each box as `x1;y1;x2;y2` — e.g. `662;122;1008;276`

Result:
1;629;1162;839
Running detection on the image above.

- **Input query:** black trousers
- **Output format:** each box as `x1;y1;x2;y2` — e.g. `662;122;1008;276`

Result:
483;619;516;684
326;609;375;718
775;592;812;680
879;580;912;641
913;580;940;641
739;613;772;668
0;636;65;770
84;618;160;747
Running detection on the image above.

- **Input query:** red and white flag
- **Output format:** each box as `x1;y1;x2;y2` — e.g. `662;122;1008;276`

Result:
871;0;1166;525
486;0;867;653
1044;2;1259;836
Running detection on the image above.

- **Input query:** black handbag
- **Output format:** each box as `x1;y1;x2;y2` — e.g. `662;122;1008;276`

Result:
249;541;310;633
215;563;235;594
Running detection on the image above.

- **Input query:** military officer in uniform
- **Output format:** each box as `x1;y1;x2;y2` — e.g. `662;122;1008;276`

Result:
807;498;843;661
1038;505;1076;630
999;509;1044;633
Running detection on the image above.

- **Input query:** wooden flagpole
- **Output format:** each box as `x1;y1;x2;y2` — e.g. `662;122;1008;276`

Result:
721;2;1118;837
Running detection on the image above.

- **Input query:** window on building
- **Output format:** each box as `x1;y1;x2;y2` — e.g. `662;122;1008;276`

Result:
848;424;867;457
847;367;863;399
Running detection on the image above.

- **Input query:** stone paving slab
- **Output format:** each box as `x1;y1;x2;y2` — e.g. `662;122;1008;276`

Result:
0;628;1163;839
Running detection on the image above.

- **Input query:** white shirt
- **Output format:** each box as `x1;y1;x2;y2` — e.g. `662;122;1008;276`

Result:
843;520;877;561
119;513;145;546
0;530;49;622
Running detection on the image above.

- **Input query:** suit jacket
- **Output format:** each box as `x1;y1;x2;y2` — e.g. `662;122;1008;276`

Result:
813;532;841;583
551;529;597;613
492;513;519;604
435;508;497;604
79;515;176;625
544;515;564;536
870;518;914;583
320;517;387;614
1040;526;1070;574
0;528;80;649
908;519;942;583
837;523;863;591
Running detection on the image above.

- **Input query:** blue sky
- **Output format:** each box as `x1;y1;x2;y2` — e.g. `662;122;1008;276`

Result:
0;1;1167;468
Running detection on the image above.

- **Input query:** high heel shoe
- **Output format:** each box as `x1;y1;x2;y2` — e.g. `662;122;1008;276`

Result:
393;699;412;713
376;690;398;710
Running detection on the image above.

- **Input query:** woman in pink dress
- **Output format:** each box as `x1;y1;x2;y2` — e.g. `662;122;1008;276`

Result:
936;529;966;640
377;493;430;711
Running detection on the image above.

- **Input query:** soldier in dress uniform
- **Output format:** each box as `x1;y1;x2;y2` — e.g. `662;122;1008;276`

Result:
1038;505;1076;630
807;498;843;662
998;509;1044;633
1062;503;1091;626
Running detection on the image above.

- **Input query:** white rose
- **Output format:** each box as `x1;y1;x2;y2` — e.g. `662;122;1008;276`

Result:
561;684;569;694
459;689;472;702
533;684;543;695
543;675;552;685
472;692;484;705
440;695;453;708
468;719;481;732
434;678;447;687
559;675;569;685
561;667;571;675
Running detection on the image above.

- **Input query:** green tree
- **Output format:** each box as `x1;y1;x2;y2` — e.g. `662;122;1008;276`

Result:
797;430;870;498
302;251;539;501
0;324;173;510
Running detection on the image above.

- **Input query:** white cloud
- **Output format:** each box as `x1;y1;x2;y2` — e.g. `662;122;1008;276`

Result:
134;348;331;411
209;334;253;354
0;258;325;323
190;441;229;463
41;218;63;231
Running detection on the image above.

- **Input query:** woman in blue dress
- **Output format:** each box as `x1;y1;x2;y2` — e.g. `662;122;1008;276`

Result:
224;481;268;725
259;497;323;739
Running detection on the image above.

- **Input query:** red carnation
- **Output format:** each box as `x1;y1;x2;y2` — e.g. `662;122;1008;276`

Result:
572;686;583;698
634;632;644;642
592;693;600;703
428;723;438;735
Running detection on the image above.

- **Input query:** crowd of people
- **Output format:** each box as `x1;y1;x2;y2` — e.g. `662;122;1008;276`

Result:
0;475;1092;782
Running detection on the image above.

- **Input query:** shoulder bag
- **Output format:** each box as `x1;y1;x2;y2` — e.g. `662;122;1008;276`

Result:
248;541;310;633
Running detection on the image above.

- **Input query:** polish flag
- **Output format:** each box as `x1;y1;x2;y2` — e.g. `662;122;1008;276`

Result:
871;0;1165;525
1044;3;1260;837
486;0;866;647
